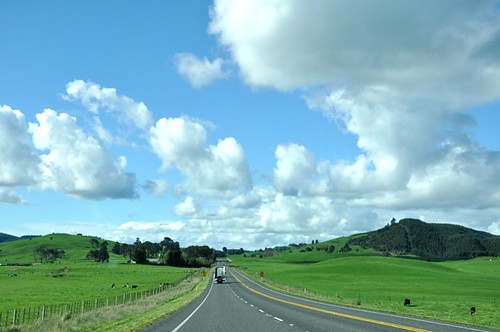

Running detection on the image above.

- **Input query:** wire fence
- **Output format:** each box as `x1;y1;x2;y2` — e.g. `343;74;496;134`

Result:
1;271;196;329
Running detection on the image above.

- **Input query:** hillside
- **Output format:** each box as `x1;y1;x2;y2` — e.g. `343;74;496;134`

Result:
0;232;19;243
0;233;123;264
348;218;500;259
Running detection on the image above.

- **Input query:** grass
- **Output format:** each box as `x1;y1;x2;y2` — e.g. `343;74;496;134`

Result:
0;234;196;312
231;251;500;330
2;271;211;332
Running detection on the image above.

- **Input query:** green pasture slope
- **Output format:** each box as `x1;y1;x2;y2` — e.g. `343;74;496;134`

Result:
0;234;195;313
231;247;500;330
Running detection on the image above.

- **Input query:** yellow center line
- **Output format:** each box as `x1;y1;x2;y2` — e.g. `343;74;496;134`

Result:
232;273;431;332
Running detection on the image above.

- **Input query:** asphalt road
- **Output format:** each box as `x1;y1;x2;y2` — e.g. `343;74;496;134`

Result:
141;267;495;332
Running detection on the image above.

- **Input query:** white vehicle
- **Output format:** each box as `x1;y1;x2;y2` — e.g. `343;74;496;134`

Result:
214;266;226;283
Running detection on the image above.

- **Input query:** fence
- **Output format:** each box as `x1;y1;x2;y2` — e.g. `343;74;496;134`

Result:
1;272;195;329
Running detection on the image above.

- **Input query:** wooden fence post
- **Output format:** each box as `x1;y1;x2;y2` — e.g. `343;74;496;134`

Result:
12;309;16;327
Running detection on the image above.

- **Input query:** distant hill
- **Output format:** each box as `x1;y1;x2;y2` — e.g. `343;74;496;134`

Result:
348;218;500;259
0;232;19;243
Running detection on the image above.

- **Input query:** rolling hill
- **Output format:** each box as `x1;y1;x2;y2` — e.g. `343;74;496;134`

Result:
348;218;500;259
0;232;19;243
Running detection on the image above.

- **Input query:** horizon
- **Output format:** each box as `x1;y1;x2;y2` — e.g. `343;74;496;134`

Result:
2;1;500;250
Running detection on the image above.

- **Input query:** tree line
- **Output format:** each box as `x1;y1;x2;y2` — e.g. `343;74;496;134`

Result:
85;237;216;267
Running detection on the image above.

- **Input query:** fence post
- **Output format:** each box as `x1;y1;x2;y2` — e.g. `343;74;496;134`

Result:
42;305;45;320
12;309;16;328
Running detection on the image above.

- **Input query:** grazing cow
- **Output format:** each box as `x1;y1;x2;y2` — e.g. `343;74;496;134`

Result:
111;283;115;289
124;283;130;288
8;273;18;277
404;298;411;306
470;307;476;315
131;284;138;289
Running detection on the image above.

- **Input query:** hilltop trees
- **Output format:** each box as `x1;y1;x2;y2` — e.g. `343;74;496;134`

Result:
34;247;65;263
86;241;109;262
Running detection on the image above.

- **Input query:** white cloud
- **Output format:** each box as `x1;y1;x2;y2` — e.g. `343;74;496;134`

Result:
273;143;316;195
28;108;137;199
144;178;168;197
174;196;199;217
175;53;229;88
149;116;252;197
64;80;154;131
0;188;25;205
0;105;40;187
209;0;500;214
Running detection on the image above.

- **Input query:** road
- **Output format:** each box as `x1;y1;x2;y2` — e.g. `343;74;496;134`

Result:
142;266;494;332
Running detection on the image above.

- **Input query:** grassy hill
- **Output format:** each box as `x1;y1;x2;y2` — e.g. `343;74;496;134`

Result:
0;232;19;243
0;233;116;264
347;218;500;260
231;247;500;329
0;233;197;317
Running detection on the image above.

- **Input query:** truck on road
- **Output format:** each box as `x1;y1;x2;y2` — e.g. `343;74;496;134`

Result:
214;266;226;283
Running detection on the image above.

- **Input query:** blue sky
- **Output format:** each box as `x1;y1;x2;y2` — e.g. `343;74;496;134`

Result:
1;1;500;250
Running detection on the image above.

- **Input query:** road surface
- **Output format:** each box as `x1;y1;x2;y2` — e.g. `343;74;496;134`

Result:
142;266;494;332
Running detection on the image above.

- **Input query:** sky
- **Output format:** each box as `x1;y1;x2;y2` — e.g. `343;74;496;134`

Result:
1;0;500;250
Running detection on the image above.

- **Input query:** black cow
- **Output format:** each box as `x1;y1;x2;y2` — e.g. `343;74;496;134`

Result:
404;298;411;306
470;307;476;315
131;284;138;289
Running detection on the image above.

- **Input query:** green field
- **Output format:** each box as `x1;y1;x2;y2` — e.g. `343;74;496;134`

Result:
231;249;500;330
0;234;196;313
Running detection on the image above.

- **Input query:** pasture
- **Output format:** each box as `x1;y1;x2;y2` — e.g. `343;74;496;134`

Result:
0;234;196;313
231;251;500;330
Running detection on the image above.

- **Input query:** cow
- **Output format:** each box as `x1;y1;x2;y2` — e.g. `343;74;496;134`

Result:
404;298;411;306
470;307;476;315
111;283;115;289
131;284;138;289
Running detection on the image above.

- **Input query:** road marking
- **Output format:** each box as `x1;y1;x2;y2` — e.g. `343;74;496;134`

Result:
259;309;265;313
231;272;430;332
274;317;284;322
171;279;214;332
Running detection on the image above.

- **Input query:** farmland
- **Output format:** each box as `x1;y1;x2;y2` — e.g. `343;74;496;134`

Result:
0;233;204;331
231;247;500;330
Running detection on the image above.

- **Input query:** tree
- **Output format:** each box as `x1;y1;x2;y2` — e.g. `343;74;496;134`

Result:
34;247;65;263
111;241;121;254
86;242;109;262
90;238;99;248
163;249;183;266
97;242;109;262
130;242;147;264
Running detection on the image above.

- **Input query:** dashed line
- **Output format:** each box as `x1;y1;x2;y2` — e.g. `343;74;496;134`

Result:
274;317;284;322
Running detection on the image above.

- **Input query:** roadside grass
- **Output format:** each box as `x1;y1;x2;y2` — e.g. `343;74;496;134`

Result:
231;253;500;330
4;272;211;332
0;234;197;320
1;262;195;312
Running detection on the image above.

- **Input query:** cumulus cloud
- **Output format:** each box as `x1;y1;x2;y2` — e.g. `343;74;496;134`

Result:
210;0;500;214
149;116;252;196
0;188;26;205
174;196;199;216
29;109;137;199
0;105;40;187
144;178;168;197
273;143;317;195
175;53;229;88
64;80;154;131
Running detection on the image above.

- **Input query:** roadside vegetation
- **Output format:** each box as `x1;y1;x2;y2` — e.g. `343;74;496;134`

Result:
230;245;500;330
0;233;212;331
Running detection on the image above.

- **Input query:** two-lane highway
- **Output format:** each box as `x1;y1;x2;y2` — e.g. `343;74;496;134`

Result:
142;267;494;332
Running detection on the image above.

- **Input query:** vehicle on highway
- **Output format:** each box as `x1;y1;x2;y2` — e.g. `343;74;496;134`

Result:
214;266;226;283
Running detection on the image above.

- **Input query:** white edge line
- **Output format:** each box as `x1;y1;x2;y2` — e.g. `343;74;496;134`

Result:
171;278;214;332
